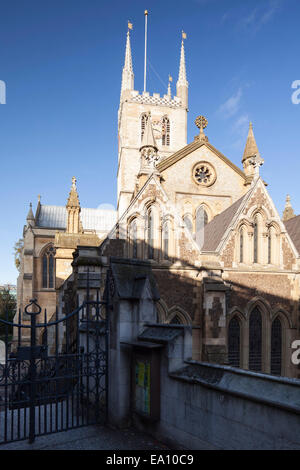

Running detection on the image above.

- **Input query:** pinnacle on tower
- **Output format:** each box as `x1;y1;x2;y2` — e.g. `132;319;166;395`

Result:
26;203;35;227
177;40;188;86
176;34;188;108
66;177;83;234
67;176;81;208
282;195;295;221
120;30;134;98
242;122;261;163
242;122;263;179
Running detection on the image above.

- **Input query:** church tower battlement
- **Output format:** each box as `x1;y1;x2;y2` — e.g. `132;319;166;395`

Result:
117;26;189;217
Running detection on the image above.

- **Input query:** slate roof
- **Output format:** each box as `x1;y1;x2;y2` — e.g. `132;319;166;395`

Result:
284;215;300;254
201;192;250;251
36;205;117;233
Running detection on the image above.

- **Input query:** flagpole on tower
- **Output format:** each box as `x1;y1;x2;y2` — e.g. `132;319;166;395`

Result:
143;10;148;93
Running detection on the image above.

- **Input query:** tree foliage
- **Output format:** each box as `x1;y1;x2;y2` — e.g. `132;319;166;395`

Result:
14;239;24;272
0;288;17;338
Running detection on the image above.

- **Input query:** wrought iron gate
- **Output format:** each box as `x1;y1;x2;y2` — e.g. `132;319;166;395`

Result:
0;275;109;444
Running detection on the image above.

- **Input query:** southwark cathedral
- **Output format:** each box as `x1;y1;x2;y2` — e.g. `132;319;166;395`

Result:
17;29;300;379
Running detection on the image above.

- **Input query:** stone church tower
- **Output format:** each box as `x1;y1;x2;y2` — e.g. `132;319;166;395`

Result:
117;30;188;216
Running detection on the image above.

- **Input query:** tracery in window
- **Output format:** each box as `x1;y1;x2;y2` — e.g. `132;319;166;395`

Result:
193;162;216;187
42;245;56;289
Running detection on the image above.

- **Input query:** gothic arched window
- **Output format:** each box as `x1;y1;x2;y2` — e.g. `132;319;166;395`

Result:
147;208;154;260
162;221;169;260
162;116;170;146
268;231;272;264
228;316;241;368
240;228;244;263
196;206;208;248
253;218;258;263
249;307;262;372
141;113;147;142
42;245;56;289
129;219;138;258
271;317;282;376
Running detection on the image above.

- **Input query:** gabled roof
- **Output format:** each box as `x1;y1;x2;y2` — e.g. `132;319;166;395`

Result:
157;139;247;180
36;205;117;233
202;192;250;251
284;215;300;254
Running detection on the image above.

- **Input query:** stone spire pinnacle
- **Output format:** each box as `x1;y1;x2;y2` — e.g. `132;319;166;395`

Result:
66;177;83;234
26;203;35;227
282;194;295;221
176;38;188;108
67;176;80;208
177;40;188;87
242;122;260;162
120;30;134;98
168;81;171;97
242;122;263;180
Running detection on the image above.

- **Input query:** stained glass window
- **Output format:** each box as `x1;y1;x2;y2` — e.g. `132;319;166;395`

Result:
253;219;258;263
228;317;240;368
271;317;282;376
130;220;137;258
240;229;244;263
42;245;56;289
147;209;154;260
249;307;262;371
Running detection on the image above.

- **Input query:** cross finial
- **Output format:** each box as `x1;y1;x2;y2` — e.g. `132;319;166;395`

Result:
195;115;208;131
194;115;208;141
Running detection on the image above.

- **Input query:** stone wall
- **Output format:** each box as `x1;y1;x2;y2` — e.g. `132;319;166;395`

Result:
133;355;300;450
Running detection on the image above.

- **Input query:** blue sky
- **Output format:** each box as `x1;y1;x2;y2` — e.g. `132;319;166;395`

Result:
0;0;299;284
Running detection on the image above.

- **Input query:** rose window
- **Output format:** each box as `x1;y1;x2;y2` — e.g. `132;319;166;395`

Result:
193;162;216;187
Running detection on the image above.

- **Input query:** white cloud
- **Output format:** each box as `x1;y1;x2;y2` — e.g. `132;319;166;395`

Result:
232;113;249;132
97;203;116;211
217;88;243;118
239;0;281;33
